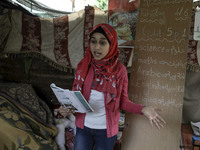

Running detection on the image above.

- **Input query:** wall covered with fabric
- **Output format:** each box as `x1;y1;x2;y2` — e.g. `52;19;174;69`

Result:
0;5;108;72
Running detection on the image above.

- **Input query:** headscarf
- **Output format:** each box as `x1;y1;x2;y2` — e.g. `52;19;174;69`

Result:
72;23;120;97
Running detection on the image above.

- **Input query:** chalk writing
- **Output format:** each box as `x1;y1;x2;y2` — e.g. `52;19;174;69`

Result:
140;8;166;25
159;60;186;68
138;57;157;65
129;0;192;110
143;0;191;7
138;57;186;68
130;93;183;108
175;7;190;21
139;25;188;43
141;25;162;38
124;0;192;148
137;66;185;80
166;27;187;38
138;45;186;55
135;79;185;93
137;37;186;43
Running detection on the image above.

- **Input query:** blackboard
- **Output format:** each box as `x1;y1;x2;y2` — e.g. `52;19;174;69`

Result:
121;0;193;150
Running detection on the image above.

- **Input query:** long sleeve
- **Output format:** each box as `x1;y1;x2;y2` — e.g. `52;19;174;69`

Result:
119;65;144;114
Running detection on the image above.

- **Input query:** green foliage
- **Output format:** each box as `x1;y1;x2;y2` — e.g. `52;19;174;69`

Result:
95;0;108;10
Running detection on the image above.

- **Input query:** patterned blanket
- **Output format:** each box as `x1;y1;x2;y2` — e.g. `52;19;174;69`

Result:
0;92;58;149
0;6;108;72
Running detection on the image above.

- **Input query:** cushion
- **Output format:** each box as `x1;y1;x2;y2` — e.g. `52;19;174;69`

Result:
0;82;53;124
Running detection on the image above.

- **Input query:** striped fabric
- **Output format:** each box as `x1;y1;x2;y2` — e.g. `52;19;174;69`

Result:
2;6;108;71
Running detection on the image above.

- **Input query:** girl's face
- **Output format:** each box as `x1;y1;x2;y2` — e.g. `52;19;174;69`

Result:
90;32;110;60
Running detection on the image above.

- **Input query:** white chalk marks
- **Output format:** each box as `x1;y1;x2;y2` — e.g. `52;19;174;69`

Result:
129;0;192;109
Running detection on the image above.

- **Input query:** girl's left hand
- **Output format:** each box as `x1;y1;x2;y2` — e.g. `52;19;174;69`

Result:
57;106;75;118
141;106;166;129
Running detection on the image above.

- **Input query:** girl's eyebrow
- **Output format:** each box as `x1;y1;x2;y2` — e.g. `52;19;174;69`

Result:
91;37;107;40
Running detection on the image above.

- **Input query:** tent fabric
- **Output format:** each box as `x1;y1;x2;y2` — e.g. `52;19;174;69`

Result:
0;5;134;72
182;10;200;125
187;10;200;73
182;70;200;124
0;1;199;73
0;0;71;18
0;6;108;72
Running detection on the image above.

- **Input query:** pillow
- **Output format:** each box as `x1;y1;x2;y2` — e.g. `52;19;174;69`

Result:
0;82;53;124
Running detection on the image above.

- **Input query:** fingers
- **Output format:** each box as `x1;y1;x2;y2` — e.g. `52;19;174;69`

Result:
150;118;154;127
152;119;160;129
157;115;166;124
149;115;166;130
60;108;74;114
59;106;74;112
143;106;166;129
154;118;164;129
152;107;166;129
58;106;75;118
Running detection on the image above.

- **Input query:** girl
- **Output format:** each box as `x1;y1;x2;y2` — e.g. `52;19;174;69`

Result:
59;23;165;150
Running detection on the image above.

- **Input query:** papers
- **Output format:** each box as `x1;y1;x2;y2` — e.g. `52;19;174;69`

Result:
50;83;94;113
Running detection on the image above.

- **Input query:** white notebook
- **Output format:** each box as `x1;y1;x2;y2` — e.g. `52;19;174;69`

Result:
50;83;94;113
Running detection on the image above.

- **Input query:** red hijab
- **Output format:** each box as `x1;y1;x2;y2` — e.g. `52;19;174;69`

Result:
72;23;120;96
